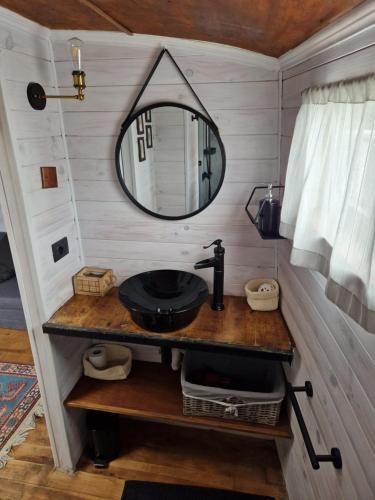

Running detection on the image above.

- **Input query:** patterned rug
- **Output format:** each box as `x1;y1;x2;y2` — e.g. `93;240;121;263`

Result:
0;362;43;468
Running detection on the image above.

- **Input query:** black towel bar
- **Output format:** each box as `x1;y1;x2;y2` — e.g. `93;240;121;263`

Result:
286;380;342;470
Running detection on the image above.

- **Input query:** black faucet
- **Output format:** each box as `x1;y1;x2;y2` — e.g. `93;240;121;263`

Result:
194;239;225;311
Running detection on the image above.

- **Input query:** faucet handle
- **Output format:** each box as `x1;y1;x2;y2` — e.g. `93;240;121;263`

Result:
203;239;222;249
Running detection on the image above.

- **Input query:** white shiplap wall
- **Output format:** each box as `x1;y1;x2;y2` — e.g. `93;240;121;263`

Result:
52;33;280;296
277;23;375;500
0;29;82;319
0;204;5;231
0;8;89;471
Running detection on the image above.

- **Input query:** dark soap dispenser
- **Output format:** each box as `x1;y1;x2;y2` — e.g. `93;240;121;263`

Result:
246;183;284;239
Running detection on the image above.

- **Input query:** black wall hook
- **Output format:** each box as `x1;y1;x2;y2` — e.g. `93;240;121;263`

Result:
286;380;342;470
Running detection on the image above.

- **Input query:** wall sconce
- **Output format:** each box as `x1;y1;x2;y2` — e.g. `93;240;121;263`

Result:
27;38;86;110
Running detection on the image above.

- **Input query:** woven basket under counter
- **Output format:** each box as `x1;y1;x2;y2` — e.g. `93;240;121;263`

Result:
182;395;282;426
181;351;285;426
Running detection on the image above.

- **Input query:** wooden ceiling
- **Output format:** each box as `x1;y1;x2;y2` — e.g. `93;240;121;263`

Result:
0;0;365;57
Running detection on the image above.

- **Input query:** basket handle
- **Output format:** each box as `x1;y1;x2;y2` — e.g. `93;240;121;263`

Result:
224;405;239;417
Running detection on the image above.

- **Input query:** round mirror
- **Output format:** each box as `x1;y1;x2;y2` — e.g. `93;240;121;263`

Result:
115;103;226;220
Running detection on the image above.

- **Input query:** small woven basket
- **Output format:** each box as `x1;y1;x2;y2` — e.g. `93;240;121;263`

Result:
244;278;279;311
73;267;115;296
83;344;132;380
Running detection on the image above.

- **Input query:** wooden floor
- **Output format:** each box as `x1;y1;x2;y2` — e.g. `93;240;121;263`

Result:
0;328;34;364
0;329;288;500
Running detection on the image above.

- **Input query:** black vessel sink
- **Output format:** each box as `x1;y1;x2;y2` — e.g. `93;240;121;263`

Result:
118;270;209;333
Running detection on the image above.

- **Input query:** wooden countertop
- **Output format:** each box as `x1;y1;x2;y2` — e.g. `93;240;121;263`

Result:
43;288;294;361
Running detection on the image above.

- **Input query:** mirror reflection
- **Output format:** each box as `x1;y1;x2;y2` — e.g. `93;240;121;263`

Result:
116;104;225;219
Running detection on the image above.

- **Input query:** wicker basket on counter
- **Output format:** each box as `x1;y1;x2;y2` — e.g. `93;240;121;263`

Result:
73;267;115;296
244;278;279;311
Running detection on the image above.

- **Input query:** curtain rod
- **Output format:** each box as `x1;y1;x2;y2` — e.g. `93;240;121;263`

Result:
300;72;375;95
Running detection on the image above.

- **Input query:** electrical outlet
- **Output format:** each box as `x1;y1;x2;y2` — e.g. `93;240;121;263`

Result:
52;237;69;262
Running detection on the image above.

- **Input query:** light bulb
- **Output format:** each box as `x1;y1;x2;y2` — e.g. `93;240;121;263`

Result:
68;37;83;72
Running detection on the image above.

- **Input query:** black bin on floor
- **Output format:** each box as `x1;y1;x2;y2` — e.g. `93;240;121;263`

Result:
87;411;120;468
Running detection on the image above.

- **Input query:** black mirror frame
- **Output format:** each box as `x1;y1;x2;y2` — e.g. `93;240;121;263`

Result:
115;101;226;221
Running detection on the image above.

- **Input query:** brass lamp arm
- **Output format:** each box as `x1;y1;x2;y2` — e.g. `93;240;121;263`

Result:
27;71;86;109
42;92;85;101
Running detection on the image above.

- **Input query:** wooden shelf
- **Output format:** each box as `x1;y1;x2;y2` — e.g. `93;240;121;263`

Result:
44;290;294;362
65;361;292;440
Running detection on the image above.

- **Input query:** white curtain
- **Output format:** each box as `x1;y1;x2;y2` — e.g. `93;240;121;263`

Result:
280;75;375;333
